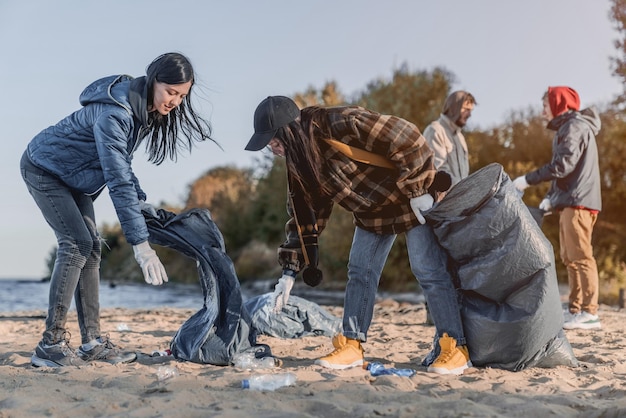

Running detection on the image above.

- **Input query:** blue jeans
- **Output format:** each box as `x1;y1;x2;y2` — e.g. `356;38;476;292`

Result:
20;152;101;345
343;224;465;347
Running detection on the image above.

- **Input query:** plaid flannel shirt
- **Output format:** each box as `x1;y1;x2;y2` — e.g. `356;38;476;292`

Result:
278;106;436;274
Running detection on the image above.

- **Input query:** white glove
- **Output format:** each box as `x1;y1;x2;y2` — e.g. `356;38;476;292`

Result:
132;241;168;285
409;194;434;225
270;274;295;313
539;198;552;212
513;176;529;192
139;201;158;217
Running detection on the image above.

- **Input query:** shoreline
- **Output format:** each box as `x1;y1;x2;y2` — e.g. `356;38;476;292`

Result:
0;277;428;314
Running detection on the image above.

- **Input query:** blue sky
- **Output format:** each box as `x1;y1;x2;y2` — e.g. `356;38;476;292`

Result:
0;0;622;279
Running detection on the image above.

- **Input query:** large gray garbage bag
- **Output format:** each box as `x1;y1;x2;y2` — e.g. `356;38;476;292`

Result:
245;294;341;338
144;208;256;365
425;163;577;370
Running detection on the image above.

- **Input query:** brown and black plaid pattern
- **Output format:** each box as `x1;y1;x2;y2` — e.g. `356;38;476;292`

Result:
278;106;436;273
321;106;435;234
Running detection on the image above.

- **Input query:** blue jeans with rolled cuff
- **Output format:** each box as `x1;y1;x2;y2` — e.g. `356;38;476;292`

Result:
342;224;465;350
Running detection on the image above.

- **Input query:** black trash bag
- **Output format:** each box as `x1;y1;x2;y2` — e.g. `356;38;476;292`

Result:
425;163;578;371
244;294;341;339
144;208;257;365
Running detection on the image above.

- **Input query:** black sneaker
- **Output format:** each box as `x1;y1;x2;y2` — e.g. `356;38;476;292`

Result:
77;336;137;364
31;339;87;368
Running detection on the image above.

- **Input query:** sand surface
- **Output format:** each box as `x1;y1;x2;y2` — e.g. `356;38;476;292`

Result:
1;299;626;418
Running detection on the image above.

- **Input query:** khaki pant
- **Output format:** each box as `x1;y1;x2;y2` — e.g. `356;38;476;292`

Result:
559;207;599;315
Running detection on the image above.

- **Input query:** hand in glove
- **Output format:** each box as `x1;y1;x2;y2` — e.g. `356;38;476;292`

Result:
513;176;529;192
133;241;168;285
409;194;434;225
270;274;295;313
139;201;158;217
539;198;552;212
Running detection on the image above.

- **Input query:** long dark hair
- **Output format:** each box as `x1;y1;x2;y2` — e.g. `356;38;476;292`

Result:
144;52;214;164
277;106;332;204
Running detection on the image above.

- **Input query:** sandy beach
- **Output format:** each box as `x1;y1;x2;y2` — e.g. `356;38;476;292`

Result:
1;297;626;418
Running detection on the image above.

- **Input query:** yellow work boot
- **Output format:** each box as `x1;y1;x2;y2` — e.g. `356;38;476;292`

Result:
427;333;472;375
315;337;364;370
332;333;348;349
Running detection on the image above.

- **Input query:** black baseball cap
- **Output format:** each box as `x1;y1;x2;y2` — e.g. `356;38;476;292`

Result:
245;96;300;151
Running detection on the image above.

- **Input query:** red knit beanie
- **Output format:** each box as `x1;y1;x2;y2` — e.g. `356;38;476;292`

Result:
548;86;580;117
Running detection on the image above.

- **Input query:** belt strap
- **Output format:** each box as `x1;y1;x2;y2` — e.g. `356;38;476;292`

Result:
323;138;395;170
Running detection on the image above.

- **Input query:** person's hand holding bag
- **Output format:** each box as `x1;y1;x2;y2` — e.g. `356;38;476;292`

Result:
270;273;295;313
139;201;158;217
409;194;434;225
539;198;553;212
132;241;168;285
513;175;529;192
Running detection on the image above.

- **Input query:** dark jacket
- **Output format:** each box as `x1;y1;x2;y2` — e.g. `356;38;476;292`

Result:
525;107;602;211
26;75;152;244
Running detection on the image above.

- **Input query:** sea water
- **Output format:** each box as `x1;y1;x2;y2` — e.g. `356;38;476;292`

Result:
0;279;206;313
0;278;424;313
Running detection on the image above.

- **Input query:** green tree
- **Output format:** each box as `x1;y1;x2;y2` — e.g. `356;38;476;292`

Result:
355;64;455;130
98;223;143;283
186;165;255;253
611;0;626;105
595;108;626;220
233;155;289;280
294;81;345;107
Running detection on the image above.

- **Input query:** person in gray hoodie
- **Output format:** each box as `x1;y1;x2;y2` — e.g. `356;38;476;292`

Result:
423;90;476;187
513;86;602;330
20;52;214;367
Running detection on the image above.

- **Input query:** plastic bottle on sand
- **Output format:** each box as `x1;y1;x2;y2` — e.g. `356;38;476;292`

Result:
233;352;281;370
156;365;179;381
365;361;416;377
241;372;297;391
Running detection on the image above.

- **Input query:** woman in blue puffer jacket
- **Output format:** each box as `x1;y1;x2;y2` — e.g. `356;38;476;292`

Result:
20;52;214;368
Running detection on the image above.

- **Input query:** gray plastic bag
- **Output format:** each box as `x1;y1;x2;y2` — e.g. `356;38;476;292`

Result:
244;294;341;339
425;163;577;370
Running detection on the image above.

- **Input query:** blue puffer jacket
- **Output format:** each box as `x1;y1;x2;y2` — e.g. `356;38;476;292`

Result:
26;75;151;245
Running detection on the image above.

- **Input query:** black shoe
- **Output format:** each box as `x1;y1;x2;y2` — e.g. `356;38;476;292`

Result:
31;339;87;368
77;336;137;364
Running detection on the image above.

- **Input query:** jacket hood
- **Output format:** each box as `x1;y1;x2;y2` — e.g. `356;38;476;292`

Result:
578;106;602;135
442;91;471;126
547;86;580;117
128;76;150;129
79;74;134;113
547;105;601;135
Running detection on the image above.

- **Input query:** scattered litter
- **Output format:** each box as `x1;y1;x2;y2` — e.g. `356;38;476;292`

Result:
116;323;130;331
151;349;172;357
155;365;178;382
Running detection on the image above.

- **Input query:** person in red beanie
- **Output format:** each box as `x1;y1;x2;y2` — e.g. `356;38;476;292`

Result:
513;86;602;330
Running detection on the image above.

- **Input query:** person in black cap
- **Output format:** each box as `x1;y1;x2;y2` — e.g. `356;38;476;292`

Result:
245;96;471;375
